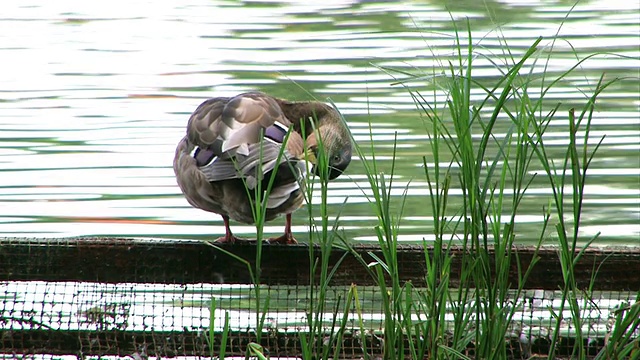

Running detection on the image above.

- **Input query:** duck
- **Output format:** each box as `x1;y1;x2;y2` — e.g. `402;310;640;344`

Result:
173;91;352;244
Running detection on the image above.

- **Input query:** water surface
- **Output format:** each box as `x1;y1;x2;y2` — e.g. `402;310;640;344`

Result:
1;0;638;245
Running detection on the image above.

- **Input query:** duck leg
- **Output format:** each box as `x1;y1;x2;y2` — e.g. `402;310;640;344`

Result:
268;213;298;245
214;215;241;244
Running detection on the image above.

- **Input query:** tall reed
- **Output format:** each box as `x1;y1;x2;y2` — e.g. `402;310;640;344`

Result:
353;12;634;359
204;12;637;358
204;130;297;357
298;113;351;360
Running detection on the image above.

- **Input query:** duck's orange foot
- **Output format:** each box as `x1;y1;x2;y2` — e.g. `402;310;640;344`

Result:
215;215;243;244
214;235;243;244
267;233;298;245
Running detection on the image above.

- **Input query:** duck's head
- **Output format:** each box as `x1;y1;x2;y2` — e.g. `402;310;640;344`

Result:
303;119;352;180
277;98;352;180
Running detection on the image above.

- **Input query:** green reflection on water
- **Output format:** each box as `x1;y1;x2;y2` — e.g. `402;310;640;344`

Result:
1;0;637;245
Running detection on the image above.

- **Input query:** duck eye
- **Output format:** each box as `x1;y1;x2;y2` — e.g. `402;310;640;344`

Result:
332;154;341;162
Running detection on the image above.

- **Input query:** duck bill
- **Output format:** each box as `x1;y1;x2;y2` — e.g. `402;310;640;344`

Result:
302;147;317;166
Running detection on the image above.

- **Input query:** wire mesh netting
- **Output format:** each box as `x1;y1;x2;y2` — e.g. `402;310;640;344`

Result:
1;238;638;359
2;284;638;358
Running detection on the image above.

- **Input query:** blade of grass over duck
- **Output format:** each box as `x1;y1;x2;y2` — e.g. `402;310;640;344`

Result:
298;104;354;359
223;132;293;342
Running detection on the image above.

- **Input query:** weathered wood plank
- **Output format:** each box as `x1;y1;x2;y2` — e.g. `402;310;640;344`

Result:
0;237;638;290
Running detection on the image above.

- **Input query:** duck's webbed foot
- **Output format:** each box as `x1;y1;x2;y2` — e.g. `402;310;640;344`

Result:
267;232;298;245
214;215;242;244
267;213;298;245
214;234;243;244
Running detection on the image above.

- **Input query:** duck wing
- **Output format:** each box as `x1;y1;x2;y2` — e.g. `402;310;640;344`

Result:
187;92;306;191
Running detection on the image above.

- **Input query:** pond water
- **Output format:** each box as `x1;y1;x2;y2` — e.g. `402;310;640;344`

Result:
1;0;638;246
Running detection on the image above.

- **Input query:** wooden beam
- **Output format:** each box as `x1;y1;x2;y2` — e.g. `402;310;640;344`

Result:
0;237;638;290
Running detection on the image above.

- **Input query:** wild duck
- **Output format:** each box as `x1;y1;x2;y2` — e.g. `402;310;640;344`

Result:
173;91;352;244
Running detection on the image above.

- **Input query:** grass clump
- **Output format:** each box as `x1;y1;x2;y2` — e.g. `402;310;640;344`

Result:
203;14;638;360
340;15;635;360
349;27;550;359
